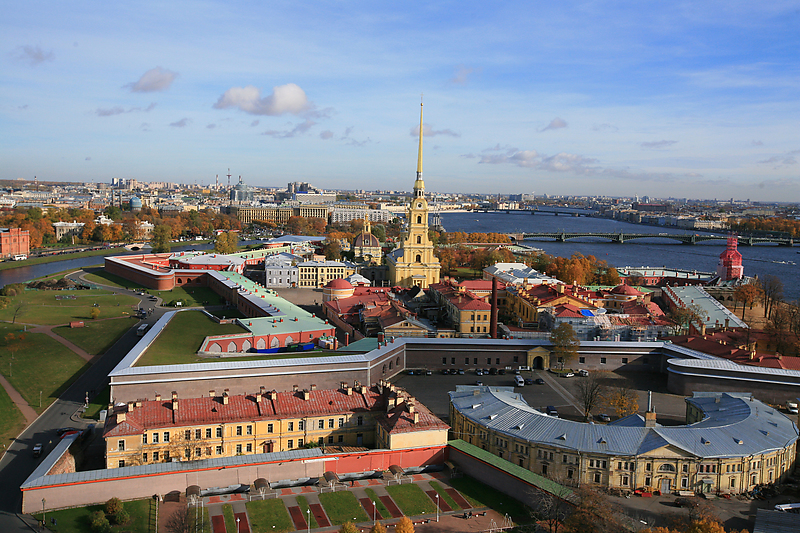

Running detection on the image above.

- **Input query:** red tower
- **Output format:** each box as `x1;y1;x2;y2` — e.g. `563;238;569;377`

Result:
717;235;743;281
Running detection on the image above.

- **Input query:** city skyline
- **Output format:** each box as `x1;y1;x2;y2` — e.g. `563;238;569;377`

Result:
2;1;799;202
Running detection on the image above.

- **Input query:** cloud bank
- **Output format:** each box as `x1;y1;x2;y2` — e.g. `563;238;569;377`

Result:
214;83;310;116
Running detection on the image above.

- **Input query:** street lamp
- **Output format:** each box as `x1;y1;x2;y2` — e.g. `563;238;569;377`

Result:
39;390;42;408
42;498;46;527
236;517;240;533
372;501;376;525
435;493;439;522
307;508;310;533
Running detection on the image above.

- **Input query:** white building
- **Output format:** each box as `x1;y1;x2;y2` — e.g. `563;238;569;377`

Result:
483;263;559;287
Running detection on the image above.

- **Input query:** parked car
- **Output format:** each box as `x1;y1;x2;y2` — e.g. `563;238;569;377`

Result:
441;369;449;375
476;369;484;376
597;414;611;422
498;368;506;375
562;372;575;378
489;367;498;375
578;369;589;377
535;378;546;385
32;443;42;458
407;370;415;375
457;369;465;375
476;380;484;386
546;406;558;417
514;369;521;375
425;369;432;376
524;378;534;385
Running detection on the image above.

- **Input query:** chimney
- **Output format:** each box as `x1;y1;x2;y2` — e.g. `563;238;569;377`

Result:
270;390;277;401
155;393;161;402
127;401;135;412
117;412;126;423
260;386;266;395
209;390;215;398
303;389;310;401
647;391;652;412
171;392;178;411
222;391;229;405
413;412;420;424
310;384;317;391
293;385;299;392
346;385;353;396
645;411;657;428
255;391;261;403
490;277;499;339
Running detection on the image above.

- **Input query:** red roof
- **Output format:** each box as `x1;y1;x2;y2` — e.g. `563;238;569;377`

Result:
611;284;642;296
551;304;585;318
326;278;353;290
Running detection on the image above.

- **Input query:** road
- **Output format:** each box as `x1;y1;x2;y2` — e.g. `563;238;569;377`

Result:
0;279;166;531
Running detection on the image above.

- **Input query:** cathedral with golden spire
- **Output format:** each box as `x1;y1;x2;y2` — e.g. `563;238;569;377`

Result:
386;101;441;288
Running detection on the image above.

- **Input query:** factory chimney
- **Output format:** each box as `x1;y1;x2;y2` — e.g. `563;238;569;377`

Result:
490;277;499;338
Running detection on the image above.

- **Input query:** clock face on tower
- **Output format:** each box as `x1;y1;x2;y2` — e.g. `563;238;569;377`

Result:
417;203;422;208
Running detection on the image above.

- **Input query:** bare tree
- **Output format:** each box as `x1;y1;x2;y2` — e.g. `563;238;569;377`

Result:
576;372;608;421
606;386;639;418
165;506;209;533
11;300;27;324
761;275;783;318
734;283;762;323
530;477;575;533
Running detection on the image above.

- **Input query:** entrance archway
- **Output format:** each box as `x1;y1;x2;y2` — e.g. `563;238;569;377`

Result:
533;356;544;370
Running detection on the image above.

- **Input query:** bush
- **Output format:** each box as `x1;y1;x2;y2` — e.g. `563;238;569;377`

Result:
90;510;111;533
105;497;123;515
113;508;130;525
90;308;101;319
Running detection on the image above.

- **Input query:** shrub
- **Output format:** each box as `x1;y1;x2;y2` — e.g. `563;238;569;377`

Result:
370;523;387;533
113;508;130;525
90;307;101;319
395;517;415;533
339;522;359;533
105;497;123;515
90;510;111;533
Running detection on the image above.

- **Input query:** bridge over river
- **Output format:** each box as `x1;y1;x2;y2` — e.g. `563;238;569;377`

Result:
508;232;796;246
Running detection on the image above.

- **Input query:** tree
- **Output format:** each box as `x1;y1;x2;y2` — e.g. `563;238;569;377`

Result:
371;224;386;241
105;497;123;516
151;225;172;253
11;300;27;324
5;333;28;359
90;510;111;533
90;307;100;320
668;303;708;335
369;522;387;533
165;508;191;533
394;517;415;533
563;487;624;533
606;386;638;418
761;274;783;318
531;477;574;533
641;517;748;533
550;323;579;370
214;231;239;254
322;240;342;260
734;283;762;322
339;522;359;533
576;372;608;421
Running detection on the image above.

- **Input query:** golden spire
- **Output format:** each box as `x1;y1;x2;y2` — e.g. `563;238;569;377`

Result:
416;97;423;180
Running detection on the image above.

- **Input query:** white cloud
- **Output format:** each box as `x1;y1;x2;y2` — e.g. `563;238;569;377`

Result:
214;83;310;116
95;103;156;116
320;130;334;140
757;150;798;168
170;118;191;128
13;45;54;65
479;149;539;167
640;140;678;149
449;65;480;85
410;123;460;138
127;67;178;93
541;117;567;132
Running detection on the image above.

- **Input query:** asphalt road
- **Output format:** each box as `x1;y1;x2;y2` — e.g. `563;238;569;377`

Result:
0;280;166;531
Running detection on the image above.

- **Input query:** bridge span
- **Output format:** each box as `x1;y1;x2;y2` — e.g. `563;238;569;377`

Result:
507;232;795;246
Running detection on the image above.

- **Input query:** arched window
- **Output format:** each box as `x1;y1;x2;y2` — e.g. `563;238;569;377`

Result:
416;235;421;244
177;278;182;284
389;361;393;369
417;215;422;224
396;357;400;366
382;365;386;374
415;254;422;263
658;464;676;472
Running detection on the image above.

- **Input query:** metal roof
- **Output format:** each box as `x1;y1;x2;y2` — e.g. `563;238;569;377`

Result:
450;388;798;459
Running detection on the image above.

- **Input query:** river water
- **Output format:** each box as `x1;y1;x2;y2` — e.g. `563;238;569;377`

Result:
440;211;799;301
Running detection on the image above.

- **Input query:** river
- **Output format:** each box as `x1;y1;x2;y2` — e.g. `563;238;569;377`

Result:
440;211;800;301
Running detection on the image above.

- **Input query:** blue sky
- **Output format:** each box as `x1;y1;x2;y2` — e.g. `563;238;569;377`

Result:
2;1;799;201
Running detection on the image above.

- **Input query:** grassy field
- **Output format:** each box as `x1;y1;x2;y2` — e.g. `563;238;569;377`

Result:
317;491;369;525
33;498;151;533
53;317;136;355
246;499;294;533
83;386;110;420
0;290;139;325
364;488;391;519
448;476;531;523
82;270;146;290
222;503;236;533
135;311;247;366
429;480;462;511
385;484;437;517
0;382;25;450
152;286;224;307
295;495;319;528
0;323;90;413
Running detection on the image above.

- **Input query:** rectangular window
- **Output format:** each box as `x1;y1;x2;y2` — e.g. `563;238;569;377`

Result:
496;358;500;364
328;436;334;444
513;356;519;363
594;472;601;483
152;433;159;444
442;357;447;364
185;448;190;459
246;443;252;453
567;469;574;479
206;428;212;439
451;357;456;364
579;357;586;364
318;437;324;444
474;358;478;364
215;446;222;455
487;357;492;364
563;455;568;463
195;447;201;457
143;433;148;444
185;430;192;440
287;440;293;449
600;357;607;364
622;358;628;364
338;435;344;443
338;418;344;428
622;476;629;486
542;465;548;475
465;357;470;364
246;425;253;435
143;452;148;463
236;444;242;454
287;422;294;432
119;460;125;468
236;426;242;436
645;477;651;486
195;429;202;440
646;463;652;471
318;420;324;429
357;416;363;426
118;440;125;451
216;427;223;438
298;420;305;430
681;477;688;488
328;418;334;429
164;451;170;461
267;423;273;433
153;451;160;461
163;432;169;442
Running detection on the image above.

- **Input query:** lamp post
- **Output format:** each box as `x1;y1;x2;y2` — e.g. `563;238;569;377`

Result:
307;508;310;533
42;498;46;527
435;493;439;522
236;517;240;532
372;501;376;525
39;390;42;408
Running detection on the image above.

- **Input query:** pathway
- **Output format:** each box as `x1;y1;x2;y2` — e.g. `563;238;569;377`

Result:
30;324;94;362
0;374;38;424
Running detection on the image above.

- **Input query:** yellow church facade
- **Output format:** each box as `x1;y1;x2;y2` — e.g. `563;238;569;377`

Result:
387;102;441;288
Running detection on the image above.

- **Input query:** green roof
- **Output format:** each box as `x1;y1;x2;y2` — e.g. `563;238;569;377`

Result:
338;337;380;352
447;439;574;499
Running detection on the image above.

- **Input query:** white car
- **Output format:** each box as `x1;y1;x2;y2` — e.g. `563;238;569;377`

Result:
562;372;575;378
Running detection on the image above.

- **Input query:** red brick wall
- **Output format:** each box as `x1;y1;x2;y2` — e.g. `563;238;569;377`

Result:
0;228;30;258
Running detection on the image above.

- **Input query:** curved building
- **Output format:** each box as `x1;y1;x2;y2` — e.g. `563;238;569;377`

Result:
449;387;797;494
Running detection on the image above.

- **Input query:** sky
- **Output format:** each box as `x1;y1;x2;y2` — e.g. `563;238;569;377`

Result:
2;1;799;201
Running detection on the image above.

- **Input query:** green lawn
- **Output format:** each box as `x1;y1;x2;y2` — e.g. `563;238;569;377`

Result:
83;386;110;420
0;323;90;413
246;499;294;533
135;311;247;366
295;496;318;528
429;480;461;511
364;488;391;519
34;498;151;533
385;484;437;517
0;290;139;325
448;476;532;523
222;504;236;533
152;286;224;307
0;383;25;450
82;270;146;290
53;317;136;355
317;491;369;525
206;308;246;319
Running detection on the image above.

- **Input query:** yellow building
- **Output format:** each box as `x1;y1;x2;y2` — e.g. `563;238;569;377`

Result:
352;218;383;264
298;260;357;288
104;381;447;469
387;102;440;288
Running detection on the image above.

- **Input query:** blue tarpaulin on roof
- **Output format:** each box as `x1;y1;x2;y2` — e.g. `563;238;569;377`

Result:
580;309;594;316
